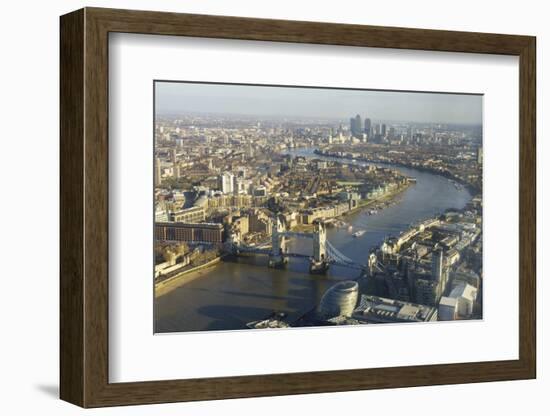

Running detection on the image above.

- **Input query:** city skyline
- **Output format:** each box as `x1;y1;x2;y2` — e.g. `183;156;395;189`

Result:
154;82;483;333
155;81;483;125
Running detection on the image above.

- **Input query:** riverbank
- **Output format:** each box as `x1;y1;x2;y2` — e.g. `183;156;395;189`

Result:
355;182;410;210
314;148;480;195
292;181;411;233
155;255;225;297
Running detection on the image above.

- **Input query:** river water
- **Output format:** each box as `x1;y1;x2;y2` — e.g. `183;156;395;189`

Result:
155;148;472;333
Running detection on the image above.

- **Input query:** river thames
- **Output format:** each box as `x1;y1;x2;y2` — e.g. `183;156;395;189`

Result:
154;148;472;333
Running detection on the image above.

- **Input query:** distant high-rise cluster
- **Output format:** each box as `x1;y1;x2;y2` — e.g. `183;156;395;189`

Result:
350;114;375;140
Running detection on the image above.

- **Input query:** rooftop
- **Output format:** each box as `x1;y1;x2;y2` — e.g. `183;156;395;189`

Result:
355;295;437;323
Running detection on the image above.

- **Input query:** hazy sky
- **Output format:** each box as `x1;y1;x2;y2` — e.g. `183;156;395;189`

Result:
155;81;482;124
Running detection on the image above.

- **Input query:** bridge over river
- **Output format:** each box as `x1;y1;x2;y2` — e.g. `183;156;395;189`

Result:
230;217;363;272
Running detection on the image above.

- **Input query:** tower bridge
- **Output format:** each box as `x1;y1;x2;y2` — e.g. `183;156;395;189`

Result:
230;216;365;274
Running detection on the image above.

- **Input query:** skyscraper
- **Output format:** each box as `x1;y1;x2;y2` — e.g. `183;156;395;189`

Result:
407;126;413;139
364;118;372;137
350;114;362;137
355;114;362;136
349;117;354;135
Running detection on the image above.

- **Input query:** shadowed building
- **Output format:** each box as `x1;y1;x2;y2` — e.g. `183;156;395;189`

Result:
350;114;362;137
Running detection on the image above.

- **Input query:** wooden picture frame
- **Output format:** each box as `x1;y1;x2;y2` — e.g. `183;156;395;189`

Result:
60;7;536;408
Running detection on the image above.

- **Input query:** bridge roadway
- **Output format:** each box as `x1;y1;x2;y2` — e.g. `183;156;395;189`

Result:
231;238;366;270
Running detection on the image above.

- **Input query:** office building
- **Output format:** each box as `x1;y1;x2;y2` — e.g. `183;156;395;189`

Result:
220;172;235;194
364;117;372;137
448;282;478;318
155;204;169;222
438;297;458;320
350;114;362;137
231;215;249;237
155;222;224;243
354;295;438;323
318;281;359;318
414;278;439;306
169;206;205;223
432;248;444;283
248;209;273;235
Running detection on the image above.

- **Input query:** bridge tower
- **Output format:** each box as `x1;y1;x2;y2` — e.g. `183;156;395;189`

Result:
226;231;241;254
268;215;288;268
313;221;327;262
310;221;329;273
368;252;378;276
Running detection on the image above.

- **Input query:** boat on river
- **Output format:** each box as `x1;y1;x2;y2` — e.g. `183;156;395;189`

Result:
246;312;290;329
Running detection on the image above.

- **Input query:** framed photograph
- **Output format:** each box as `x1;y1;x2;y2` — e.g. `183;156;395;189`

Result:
60;7;536;407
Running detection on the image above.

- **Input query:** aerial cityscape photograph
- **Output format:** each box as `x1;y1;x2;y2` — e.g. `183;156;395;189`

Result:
153;81;483;333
